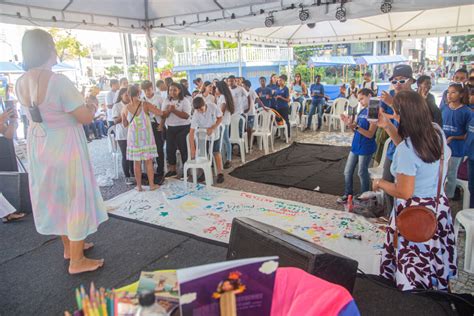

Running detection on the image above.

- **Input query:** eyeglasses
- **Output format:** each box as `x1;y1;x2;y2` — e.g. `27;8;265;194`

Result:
391;79;407;85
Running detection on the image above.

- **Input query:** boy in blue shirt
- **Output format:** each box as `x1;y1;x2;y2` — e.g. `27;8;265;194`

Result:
306;75;325;131
337;88;378;203
255;77;271;108
274;75;291;137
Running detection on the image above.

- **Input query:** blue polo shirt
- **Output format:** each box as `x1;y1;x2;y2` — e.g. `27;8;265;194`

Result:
275;86;289;110
351;107;377;155
256;86;271;107
267;84;278;108
310;83;325;103
465;112;474;160
442;104;471;157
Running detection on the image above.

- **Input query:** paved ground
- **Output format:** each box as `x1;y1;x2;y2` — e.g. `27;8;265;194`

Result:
80;121;473;294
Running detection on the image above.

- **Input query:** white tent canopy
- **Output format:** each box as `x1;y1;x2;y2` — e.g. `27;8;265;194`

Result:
0;0;472;46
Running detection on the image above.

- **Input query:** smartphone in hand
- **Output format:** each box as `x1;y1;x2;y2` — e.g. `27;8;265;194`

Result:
367;98;380;122
4;100;16;118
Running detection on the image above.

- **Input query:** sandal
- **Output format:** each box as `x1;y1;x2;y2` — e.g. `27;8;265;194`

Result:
2;212;26;223
375;216;389;225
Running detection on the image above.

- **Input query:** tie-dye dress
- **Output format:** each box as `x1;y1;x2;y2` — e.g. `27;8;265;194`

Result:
23;74;108;241
126;103;158;161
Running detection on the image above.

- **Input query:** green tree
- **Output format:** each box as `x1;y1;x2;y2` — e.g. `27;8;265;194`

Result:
49;28;89;62
105;65;122;78
128;64;149;81
450;35;474;62
207;40;238;50
153;36;184;63
293;46;324;65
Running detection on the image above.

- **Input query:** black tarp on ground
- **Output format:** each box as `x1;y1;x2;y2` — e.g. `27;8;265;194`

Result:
230;142;361;196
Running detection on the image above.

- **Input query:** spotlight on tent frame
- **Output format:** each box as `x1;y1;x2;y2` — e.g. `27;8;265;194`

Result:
307;23;316;29
265;13;274;27
335;6;346;22
380;0;393;14
299;7;310;22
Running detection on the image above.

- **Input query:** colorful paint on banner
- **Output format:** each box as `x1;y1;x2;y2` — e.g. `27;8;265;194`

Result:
106;180;385;274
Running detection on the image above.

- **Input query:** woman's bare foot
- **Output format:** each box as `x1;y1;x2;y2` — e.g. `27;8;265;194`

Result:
135;186;143;192
149;185;159;191
68;257;104;274
2;212;26;223
64;242;94;260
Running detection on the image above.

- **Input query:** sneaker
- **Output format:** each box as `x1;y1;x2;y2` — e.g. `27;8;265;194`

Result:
224;161;232;169
336;195;348;204
165;171;177;178
157;176;165;185
303;127;311;132
216;173;224;183
125;177;134;185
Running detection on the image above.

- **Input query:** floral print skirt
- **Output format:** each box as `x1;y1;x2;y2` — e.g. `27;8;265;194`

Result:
380;195;457;291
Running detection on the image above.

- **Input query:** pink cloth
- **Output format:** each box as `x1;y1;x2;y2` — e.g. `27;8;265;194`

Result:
271;267;356;316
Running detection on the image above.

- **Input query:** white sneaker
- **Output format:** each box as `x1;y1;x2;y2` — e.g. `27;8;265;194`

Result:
125;177;134;185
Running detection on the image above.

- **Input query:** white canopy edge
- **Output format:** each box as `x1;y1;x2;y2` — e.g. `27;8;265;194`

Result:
0;0;472;46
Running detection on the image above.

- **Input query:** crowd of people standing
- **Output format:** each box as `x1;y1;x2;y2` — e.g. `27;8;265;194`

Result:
4;28;474;294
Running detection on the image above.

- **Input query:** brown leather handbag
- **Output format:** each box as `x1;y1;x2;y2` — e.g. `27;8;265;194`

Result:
393;141;444;246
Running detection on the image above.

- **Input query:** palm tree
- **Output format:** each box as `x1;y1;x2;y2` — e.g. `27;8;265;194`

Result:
207;40;238;50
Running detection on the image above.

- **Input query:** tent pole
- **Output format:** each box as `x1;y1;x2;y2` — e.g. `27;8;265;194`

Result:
145;27;156;90
287;45;292;81
120;33;129;80
237;32;242;77
144;0;155;90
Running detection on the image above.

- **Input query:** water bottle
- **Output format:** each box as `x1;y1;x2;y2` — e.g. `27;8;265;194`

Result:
135;291;166;316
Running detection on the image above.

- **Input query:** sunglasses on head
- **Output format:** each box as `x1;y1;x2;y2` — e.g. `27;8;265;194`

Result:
391;79;407;85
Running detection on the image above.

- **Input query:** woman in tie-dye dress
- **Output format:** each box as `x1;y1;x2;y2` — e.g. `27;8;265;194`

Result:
15;29;108;274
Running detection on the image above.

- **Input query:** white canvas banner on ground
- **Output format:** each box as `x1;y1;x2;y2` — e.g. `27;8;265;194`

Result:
106;179;385;274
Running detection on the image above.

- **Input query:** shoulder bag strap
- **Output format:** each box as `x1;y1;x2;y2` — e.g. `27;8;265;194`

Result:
434;133;445;211
129;102;141;123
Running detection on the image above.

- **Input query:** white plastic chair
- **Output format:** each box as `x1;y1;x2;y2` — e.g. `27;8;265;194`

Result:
230;114;248;163
369;139;391;180
454;209;474;273
322;100;334;127
456;179;471;210
327;98;348;132
106;125;120;179
288;102;300;138
275;116;289;144
183;129;215;186
251;110;275;155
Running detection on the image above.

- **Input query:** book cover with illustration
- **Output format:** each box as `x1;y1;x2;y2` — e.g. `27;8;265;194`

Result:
136;270;180;315
177;256;278;316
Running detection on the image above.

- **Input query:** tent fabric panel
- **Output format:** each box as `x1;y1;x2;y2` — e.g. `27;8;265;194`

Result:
356;55;408;65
